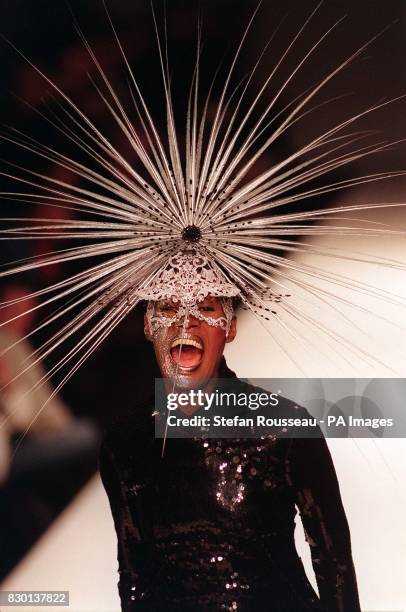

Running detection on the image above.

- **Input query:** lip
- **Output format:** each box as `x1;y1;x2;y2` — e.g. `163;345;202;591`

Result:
169;333;204;372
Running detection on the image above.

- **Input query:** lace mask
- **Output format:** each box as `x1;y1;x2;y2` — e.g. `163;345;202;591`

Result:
146;296;235;335
138;250;238;335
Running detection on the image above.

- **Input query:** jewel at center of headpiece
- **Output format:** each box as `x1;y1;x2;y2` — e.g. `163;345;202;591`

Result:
181;225;202;243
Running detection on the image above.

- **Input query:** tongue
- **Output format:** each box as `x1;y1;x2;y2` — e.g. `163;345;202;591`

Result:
170;345;203;368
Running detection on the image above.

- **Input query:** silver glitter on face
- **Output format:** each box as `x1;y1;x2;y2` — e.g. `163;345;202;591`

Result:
151;326;203;389
150;324;180;380
146;297;236;389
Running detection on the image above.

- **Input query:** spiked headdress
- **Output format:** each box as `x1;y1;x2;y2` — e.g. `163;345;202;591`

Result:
1;3;406;381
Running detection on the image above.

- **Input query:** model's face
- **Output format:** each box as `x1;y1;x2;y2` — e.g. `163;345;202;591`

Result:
144;296;236;386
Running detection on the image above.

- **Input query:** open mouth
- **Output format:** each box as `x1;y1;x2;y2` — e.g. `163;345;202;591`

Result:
170;336;204;370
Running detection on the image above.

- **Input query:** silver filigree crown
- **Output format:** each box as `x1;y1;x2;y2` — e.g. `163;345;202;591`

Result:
137;250;239;304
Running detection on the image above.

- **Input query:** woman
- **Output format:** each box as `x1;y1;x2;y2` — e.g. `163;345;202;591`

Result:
100;251;360;611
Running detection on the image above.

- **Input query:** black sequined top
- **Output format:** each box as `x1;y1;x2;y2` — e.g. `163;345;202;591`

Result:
100;368;360;612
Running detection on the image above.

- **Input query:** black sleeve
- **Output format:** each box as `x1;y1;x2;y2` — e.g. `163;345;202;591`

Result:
99;438;141;612
289;435;361;612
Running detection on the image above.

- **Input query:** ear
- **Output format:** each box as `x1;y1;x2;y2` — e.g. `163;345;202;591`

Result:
144;313;153;341
225;316;237;343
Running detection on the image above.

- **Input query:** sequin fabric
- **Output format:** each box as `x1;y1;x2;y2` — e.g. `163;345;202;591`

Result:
100;369;360;612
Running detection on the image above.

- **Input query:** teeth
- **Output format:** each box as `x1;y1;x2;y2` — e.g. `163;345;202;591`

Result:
171;338;203;350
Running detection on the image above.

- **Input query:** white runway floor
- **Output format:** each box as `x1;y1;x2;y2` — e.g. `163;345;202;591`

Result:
1;476;121;612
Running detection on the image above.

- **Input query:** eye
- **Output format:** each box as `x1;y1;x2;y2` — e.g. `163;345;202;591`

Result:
159;304;176;315
199;305;215;312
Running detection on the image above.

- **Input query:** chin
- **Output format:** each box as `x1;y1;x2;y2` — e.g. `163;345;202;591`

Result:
159;356;220;392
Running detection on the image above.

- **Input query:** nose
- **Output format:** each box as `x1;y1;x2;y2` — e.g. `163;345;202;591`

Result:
176;312;199;329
